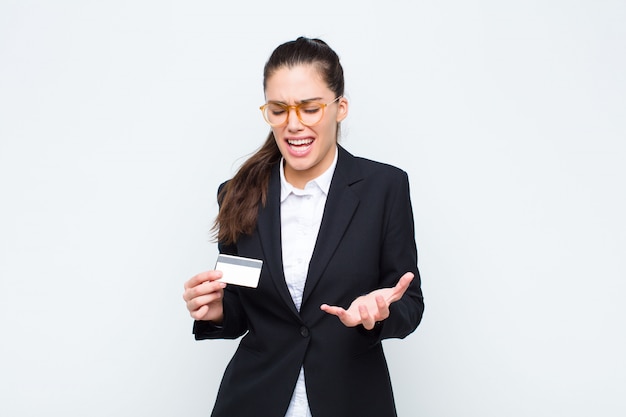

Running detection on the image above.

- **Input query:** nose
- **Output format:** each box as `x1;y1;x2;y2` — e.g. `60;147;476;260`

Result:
286;108;303;131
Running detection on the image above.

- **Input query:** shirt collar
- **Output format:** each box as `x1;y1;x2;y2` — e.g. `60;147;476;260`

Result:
280;146;338;202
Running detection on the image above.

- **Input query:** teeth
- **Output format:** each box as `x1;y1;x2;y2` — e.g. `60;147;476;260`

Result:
288;138;313;146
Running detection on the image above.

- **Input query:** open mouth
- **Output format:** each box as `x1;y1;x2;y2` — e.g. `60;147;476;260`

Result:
287;138;314;147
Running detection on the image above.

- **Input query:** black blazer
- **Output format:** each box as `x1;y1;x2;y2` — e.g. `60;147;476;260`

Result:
194;146;424;417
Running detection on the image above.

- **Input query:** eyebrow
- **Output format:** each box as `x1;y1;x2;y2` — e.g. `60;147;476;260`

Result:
267;97;323;105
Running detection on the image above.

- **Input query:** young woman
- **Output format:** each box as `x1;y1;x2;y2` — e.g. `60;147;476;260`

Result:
183;37;424;417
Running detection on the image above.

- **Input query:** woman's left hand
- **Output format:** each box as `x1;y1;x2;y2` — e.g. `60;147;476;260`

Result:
320;272;414;330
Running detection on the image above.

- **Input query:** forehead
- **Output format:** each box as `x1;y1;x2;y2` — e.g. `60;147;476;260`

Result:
264;64;331;101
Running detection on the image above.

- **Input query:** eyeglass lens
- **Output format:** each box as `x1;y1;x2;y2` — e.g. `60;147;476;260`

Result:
264;102;325;126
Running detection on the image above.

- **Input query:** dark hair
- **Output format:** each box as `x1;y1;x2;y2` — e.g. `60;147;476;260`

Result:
213;37;345;245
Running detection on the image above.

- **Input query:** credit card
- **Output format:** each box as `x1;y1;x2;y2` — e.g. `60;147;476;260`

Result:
214;254;263;288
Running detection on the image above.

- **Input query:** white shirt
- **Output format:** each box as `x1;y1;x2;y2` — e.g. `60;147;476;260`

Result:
281;148;337;417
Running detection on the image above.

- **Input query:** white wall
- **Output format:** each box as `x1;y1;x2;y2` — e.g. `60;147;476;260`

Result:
1;1;624;416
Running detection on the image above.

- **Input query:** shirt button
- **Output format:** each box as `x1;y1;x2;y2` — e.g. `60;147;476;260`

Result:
300;326;309;337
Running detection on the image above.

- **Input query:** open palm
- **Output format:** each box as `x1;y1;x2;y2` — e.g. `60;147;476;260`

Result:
320;272;414;330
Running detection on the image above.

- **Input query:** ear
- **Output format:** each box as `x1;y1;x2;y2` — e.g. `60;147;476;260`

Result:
336;96;349;123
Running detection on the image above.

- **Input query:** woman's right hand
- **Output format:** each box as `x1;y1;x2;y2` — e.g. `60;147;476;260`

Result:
182;270;226;323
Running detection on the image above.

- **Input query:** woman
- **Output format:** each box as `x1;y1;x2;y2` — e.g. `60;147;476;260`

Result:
183;37;424;417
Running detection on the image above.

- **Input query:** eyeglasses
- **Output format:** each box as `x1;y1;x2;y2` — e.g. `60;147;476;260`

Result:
259;96;342;127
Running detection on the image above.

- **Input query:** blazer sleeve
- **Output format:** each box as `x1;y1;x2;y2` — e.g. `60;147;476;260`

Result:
375;169;424;341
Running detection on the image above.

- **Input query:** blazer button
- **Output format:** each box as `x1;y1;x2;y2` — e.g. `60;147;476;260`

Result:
300;326;309;337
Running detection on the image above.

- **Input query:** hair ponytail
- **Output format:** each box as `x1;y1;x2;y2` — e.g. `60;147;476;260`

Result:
212;132;281;245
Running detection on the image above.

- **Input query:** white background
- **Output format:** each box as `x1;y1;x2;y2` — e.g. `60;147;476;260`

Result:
1;1;625;416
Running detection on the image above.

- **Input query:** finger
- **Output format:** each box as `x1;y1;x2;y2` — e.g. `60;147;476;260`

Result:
190;304;209;320
184;270;223;290
321;304;359;327
186;291;223;312
183;281;226;302
184;272;211;290
183;279;226;302
387;272;414;303
320;304;346;318
359;305;375;330
375;295;390;321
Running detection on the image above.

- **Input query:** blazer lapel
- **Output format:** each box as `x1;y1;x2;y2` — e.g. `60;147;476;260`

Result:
302;147;362;307
256;163;301;319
